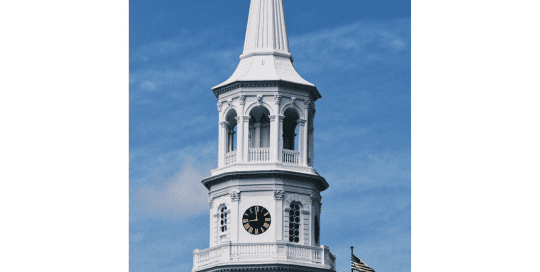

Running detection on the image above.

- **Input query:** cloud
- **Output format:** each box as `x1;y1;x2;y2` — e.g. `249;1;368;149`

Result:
289;17;410;75
131;158;210;218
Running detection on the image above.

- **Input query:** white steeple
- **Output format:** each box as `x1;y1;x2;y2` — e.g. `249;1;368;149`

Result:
191;1;335;271
213;0;315;90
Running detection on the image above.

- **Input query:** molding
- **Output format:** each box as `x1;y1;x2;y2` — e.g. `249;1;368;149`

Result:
239;95;246;105
217;101;223;112
212;80;322;102
201;170;329;192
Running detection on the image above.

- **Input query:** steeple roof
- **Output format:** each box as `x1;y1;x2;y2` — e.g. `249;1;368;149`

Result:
212;0;316;90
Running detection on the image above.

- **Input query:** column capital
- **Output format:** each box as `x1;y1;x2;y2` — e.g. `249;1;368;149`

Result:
220;121;229;127
230;190;241;202
243;116;251;122
278;115;285;120
297;119;307;126
234;116;241;122
269;115;276;121
274;190;285;200
239;95;246;105
274;95;282;105
217;101;223;112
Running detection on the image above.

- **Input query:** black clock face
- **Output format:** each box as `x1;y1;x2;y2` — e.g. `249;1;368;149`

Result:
242;205;271;235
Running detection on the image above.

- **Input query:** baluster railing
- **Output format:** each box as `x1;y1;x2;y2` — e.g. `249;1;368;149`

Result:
282;149;300;164
193;243;330;271
248;148;270;162
225;150;236;165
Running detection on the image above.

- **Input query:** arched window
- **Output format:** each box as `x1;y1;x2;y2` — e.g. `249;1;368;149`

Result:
225;110;237;152
248;106;271;148
288;202;301;243
314;215;320;244
283;108;300;150
220;205;228;232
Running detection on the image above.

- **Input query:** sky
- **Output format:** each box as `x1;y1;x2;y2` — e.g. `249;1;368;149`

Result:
129;1;411;271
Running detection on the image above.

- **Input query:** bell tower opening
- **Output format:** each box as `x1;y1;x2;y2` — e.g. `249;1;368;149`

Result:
282;108;300;151
225;109;237;152
248;106;270;148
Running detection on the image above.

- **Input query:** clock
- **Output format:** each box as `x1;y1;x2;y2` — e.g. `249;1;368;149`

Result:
242;205;271;235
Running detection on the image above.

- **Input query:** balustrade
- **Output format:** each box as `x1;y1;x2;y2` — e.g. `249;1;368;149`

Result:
248;148;270;162
282;149;300;165
193;243;333;270
225;151;236;165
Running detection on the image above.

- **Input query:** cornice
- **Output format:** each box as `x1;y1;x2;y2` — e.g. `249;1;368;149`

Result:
201;170;329;192
211;81;322;102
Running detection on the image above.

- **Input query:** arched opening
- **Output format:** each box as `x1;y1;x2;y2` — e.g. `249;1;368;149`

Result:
248;106;271;148
282;108;300;150
225;109;237;152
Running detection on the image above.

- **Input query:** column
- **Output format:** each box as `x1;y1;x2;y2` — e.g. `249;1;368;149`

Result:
243;116;250;162
269;115;277;162
298;119;307;166
254;123;261;148
236;116;243;163
278;116;285;162
218;121;228;168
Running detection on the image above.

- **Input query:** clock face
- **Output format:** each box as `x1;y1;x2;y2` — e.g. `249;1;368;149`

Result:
242;205;271;235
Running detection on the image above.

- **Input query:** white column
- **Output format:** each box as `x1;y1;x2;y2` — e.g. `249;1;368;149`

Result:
298;119;307;166
269;115;277;162
254;123;261;148
236;116;243;163
218;121;228;168
278;115;285;162
243;116;250;162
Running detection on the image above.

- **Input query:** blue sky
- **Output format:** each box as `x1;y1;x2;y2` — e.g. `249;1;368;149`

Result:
129;1;410;271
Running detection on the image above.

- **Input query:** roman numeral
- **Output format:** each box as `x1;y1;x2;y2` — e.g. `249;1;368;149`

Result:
264;212;269;216
255;206;259;212
263;223;269;228
260;228;265;233
265;218;271;221
244;223;250;229
255;228;259;234
248;227;253;233
242;219;248;223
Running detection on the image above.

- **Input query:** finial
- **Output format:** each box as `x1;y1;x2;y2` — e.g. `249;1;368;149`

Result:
351;246;354;254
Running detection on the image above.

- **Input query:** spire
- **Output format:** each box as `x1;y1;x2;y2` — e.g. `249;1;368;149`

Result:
212;0;318;91
241;0;290;60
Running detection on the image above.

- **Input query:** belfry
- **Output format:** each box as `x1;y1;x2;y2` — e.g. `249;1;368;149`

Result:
192;0;335;271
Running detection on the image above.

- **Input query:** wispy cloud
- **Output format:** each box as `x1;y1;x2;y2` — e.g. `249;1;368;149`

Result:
131;158;210;219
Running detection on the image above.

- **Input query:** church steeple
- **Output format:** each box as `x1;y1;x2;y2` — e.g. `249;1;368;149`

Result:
242;0;290;59
212;0;319;93
192;1;335;271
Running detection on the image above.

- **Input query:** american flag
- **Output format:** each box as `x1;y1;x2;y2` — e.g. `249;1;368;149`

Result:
351;253;375;272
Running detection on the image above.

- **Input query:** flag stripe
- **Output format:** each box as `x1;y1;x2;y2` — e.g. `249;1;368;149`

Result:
351;253;375;272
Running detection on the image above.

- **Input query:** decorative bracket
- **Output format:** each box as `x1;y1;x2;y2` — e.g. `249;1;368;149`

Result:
239;95;246;105
256;95;263;106
274;190;285;200
274;95;282;105
230;190;241;202
217;101;223;112
208;198;214;209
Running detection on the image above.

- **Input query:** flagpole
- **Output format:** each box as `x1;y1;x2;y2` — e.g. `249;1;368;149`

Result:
351;246;354;272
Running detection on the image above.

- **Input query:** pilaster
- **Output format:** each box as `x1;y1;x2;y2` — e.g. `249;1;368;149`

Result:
230;190;241;243
274;190;284;241
278;115;285;162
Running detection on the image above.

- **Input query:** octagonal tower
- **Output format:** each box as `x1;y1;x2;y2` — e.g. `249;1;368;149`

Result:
192;1;335;271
